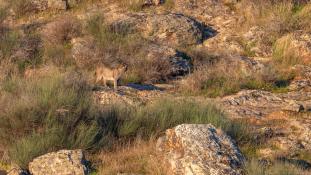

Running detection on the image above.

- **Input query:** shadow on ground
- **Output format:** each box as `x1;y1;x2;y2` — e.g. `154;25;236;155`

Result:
126;83;163;91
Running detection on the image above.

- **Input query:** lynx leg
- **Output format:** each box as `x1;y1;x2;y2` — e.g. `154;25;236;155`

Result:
114;79;118;90
103;78;107;87
95;76;100;85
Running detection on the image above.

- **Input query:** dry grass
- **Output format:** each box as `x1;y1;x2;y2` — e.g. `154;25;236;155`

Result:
246;159;307;175
99;139;168;175
9;0;37;17
236;1;311;47
41;16;81;66
42;16;81;45
273;34;304;67
0;68;110;168
180;56;294;97
116;0;145;12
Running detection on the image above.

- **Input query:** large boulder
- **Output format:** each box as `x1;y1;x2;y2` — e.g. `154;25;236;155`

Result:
143;14;203;47
29;150;88;175
221;90;310;118
110;13;205;47
157;124;245;175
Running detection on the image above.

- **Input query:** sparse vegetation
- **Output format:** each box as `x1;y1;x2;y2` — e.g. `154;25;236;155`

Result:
180;54;294;97
99;139;168;175
0;0;311;174
246;159;305;175
119;98;250;142
42;16;81;45
116;0;145;12
86;14;173;83
0;73;250;168
0;69;108;168
9;0;36;17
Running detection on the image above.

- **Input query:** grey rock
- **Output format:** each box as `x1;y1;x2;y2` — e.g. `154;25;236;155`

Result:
143;13;204;47
29;150;88;175
157;124;245;175
109;13;205;47
221;90;310;119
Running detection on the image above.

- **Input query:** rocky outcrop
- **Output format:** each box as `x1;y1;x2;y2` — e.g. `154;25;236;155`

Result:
142;14;204;47
29;150;88;175
157;124;245;175
94;85;166;106
289;65;311;91
173;0;233;21
109;13;206;47
71;37;100;69
221;90;309;118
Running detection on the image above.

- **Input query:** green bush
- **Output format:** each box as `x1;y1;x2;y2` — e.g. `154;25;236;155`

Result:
119;98;250;142
0;6;7;24
0;69;109;168
0;30;19;59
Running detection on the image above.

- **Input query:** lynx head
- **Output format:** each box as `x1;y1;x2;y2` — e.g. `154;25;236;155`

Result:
118;64;128;72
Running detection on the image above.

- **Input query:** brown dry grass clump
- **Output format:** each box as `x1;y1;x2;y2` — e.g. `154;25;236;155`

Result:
99;139;168;175
42;16;81;45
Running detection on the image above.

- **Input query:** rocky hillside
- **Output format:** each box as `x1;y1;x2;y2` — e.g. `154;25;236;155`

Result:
0;0;311;175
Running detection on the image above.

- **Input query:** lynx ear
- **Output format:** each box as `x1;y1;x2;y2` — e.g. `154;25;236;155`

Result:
123;64;128;71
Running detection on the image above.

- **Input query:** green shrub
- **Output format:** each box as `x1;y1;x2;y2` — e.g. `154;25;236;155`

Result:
0;30;19;59
119;98;250;142
0;6;7;24
0;69;109;168
44;44;74;67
